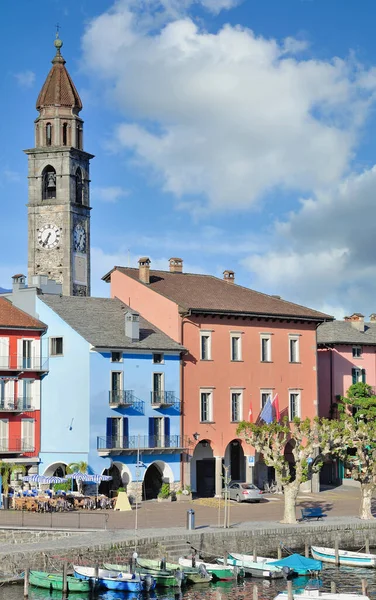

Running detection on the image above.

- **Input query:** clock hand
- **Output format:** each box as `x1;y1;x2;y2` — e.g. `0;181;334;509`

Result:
43;232;52;247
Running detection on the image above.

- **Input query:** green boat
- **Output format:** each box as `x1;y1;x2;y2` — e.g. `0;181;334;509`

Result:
103;563;183;587
29;571;91;593
136;557;213;584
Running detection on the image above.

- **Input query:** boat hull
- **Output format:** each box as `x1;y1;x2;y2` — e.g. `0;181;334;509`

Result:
224;554;284;579
74;566;156;592
178;558;242;581
29;571;91;592
104;563;181;587
134;558;212;584
311;546;376;568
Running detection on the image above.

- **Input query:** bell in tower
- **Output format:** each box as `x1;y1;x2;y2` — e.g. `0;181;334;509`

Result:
25;33;94;297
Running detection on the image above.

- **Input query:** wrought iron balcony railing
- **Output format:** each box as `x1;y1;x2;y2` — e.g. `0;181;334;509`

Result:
109;390;144;412
0;437;35;453
97;435;187;453
0;398;34;412
0;355;48;372
150;391;180;410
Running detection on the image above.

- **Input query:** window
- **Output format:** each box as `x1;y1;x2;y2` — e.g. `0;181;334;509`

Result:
352;346;362;359
62;123;68;146
106;416;128;448
21;419;35;452
289;391;301;420
42;165;56;200
200;331;212;360
46;122;52;146
230;334;242;361
19;379;33;410
50;337;63;356
152;372;164;404
260;389;272;409
200;390;213;422
153;353;164;364
352;367;366;384
0;419;8;451
75;168;83;204
77;123;83;150
260;335;271;362
22;340;32;369
231;391;243;422
111;351;122;363
289;336;300;363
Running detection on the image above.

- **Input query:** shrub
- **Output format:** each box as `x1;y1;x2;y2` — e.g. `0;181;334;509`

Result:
158;483;170;499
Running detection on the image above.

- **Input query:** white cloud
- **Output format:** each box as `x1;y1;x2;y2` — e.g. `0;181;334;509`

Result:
14;70;35;89
242;166;376;317
92;186;129;203
82;2;376;212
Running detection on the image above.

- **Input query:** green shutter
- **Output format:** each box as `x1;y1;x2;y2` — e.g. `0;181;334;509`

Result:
362;369;366;383
352;368;356;384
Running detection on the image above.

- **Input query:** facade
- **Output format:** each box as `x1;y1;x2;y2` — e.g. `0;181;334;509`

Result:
0;288;47;473
26;35;93;297
6;279;184;499
103;258;332;496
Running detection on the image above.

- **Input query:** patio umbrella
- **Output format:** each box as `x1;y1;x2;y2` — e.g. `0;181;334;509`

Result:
22;475;67;484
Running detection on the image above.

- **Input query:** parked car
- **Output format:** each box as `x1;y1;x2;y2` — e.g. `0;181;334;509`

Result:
226;482;263;503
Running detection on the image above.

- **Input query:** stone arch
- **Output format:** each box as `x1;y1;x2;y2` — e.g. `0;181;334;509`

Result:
224;438;245;482
43;461;68;478
75;167;83;204
142;460;174;500
192;440;215;497
42;165;56;200
46;122;52;146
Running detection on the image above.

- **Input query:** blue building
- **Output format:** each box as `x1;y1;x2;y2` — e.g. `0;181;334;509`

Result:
6;278;185;499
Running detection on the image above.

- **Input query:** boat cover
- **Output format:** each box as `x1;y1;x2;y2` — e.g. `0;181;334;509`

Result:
269;554;322;572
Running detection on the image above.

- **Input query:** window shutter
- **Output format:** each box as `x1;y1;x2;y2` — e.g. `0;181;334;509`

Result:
148;418;155;448
362;369;366;383
17;339;22;369
123;417;129;448
5;380;15;409
0;337;9;368
32;380;40;410
352;368;356;384
164;417;170;447
106;418;113;447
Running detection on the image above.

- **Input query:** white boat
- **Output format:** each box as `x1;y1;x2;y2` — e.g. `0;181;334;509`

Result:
311;546;376;568
274;591;369;600
217;553;286;579
178;558;242;581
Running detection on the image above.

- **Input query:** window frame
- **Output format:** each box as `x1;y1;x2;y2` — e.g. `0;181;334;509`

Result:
352;346;363;359
111;351;123;363
230;389;243;423
49;336;63;357
260;334;272;362
260;388;273;409
200;331;212;361
200;388;214;423
152;353;165;365
289;390;301;420
289;335;300;363
230;333;242;362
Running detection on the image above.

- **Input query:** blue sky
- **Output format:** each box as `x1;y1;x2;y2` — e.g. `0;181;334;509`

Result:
2;0;376;317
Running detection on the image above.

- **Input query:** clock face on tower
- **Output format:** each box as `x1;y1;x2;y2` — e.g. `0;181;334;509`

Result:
73;223;86;253
37;224;61;249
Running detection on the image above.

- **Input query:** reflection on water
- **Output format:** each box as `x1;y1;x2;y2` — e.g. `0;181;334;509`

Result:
3;567;376;600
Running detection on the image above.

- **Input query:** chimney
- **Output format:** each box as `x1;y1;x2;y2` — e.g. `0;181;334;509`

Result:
138;257;151;284
125;310;140;341
169;258;183;273
12;274;26;292
344;313;365;332
223;270;235;284
370;314;376;322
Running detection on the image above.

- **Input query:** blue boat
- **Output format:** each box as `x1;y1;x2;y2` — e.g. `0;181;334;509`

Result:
73;566;156;592
268;554;322;575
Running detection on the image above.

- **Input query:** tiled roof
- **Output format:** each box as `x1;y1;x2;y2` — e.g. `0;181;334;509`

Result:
105;267;332;322
317;320;376;345
36;53;82;111
40;295;184;352
0;297;46;330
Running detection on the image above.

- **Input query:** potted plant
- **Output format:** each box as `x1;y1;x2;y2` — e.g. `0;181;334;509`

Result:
157;483;171;502
176;485;192;502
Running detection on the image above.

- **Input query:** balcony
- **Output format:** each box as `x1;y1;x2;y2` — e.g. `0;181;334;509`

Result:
151;391;180;410
0;398;34;413
97;435;187;456
0;356;48;373
0;438;35;454
109;390;144;412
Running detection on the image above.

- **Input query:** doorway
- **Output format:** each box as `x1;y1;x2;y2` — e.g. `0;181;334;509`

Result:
143;463;163;500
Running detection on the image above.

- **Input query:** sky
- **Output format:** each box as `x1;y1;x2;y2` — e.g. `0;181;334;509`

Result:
2;0;376;318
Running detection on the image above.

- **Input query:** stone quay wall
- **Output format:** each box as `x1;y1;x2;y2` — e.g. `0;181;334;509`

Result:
0;529;80;545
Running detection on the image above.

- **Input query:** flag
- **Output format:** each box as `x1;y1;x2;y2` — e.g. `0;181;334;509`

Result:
259;397;273;424
248;400;253;423
272;393;280;422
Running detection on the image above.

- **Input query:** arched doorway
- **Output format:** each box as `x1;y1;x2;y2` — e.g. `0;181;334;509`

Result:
192;440;214;497
43;462;68;477
143;464;163;500
99;464;122;496
225;439;245;482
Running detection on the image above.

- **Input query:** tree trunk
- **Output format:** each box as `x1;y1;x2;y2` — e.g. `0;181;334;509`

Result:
275;472;283;494
282;483;300;524
359;483;375;520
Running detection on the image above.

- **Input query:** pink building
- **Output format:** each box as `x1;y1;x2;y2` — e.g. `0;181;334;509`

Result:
104;258;331;496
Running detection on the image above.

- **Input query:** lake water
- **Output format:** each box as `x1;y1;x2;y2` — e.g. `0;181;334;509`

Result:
2;567;376;600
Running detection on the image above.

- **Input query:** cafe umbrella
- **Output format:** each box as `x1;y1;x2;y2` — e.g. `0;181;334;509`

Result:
66;472;112;494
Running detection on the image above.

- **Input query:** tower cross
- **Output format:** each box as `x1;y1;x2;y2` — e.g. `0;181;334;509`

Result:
55;23;60;38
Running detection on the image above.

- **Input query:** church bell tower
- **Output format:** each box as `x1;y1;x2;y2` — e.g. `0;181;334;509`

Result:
26;34;94;296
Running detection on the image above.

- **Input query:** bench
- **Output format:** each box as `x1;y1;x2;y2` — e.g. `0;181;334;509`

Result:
301;507;325;521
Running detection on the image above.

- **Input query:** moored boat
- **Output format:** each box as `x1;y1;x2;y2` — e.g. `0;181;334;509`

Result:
218;554;285;579
29;570;91;593
73;566;156;592
267;553;322;576
104;562;184;587
135;557;212;584
274;591;369;600
311;546;376;568
178;557;243;581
